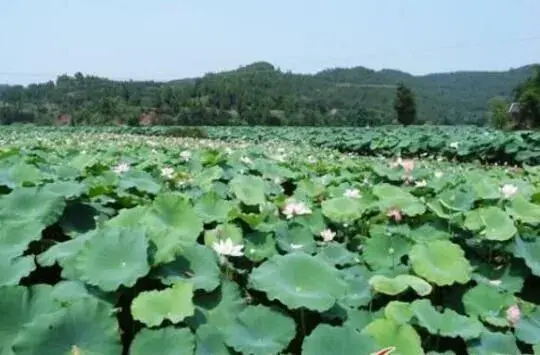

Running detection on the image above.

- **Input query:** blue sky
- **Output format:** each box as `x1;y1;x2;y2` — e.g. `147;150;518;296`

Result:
1;0;539;84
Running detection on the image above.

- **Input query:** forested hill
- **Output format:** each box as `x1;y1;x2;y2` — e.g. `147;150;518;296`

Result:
0;61;535;126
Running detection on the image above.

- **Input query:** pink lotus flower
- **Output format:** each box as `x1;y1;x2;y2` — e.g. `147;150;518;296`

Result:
387;207;402;222
506;304;521;326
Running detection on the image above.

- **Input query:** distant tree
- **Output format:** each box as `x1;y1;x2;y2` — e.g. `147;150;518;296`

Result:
488;97;511;130
393;83;416;125
512;64;540;129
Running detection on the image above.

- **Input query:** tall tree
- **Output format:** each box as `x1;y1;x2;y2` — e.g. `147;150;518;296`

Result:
513;64;540;129
393;83;417;125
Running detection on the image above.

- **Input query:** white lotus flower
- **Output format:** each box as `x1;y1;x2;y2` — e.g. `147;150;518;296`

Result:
161;166;174;179
113;162;130;174
320;229;336;242
240;156;253;165
415;180;427;187
449;142;459;149
434;171;444;179
282;200;312;219
180;150;191;161
212;238;244;257
344;188;361;199
501;184;518;199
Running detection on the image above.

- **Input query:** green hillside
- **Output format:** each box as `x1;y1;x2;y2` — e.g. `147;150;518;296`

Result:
0;62;536;126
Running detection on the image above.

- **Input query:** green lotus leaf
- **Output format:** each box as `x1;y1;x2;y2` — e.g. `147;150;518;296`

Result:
507;195;540;225
0;256;35;286
130;327;195;355
363;318;424;355
438;185;476;212
42;181;87;199
343;309;378;331
369;274;432;296
118;170;161;194
515;308;540;345
464;206;516;241
0;220;43;260
0;285;62;354
384;301;414;324
316;243;358;267
275;223;316;254
466;331;520;355
462;283;514;326
363;225;413;270
229;175;267;205
194;191;233;223
513;236;540;276
74;227;150;291
194;165;224;190
338;265;373;308
204;223;243;247
302;324;378;355
249;252;348;312
188;280;246;332
321;196;367;223
409;223;451;243
11;297;122;355
223;305;296;355
3;162;42;187
49;281;93;304
153;244;221;292
145;194;204;264
471;261;526;294
373;183;426;216
293;208;326;235
57;202;99;235
411;299;483;340
131;281;195;327
409;240;471;286
195;324;232;355
467;173;502;200
244;231;277;262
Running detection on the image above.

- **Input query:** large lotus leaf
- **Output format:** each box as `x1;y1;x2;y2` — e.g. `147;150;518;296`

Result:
513;236;540;276
409;223;451;243
249;252;347;312
118;170;161;194
195;324;232;355
11;298;122;355
384;301;414;324
2;162;42;187
467;331;520;355
464;207;516;241
363;318;424;355
153;244;221;292
321;196;367;223
302;324;378;355
49;281;94;304
223;305;296;355
131;281;195;327
244;231;277;262
338;265;373;308
316;243;358;267
42;181;87;199
0;220;43;260
194;165;224;190
438;185;476;212
130;327;195;355
343;309;378;331
462;284;514;326
0;285;62;354
229;175;267;205
507;196;540;225
74;227;150;291
369;274;432;296
194;191;233;223
363;225;413;270
145;194;204;264
467;173;502;200
204;223;243;247
409;240;471;286
515;308;540;345
0;256;35;286
275;223;316;254
0;187;65;227
187;280;246;332
471;261;526;294
373;183;426;216
293;208;326;235
411;299;483;340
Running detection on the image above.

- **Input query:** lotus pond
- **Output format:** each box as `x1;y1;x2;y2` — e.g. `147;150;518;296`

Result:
0;127;539;354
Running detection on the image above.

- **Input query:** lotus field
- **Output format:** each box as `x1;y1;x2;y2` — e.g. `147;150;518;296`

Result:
1;126;540;355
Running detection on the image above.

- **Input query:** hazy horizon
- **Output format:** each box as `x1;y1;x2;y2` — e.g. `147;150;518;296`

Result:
1;0;539;85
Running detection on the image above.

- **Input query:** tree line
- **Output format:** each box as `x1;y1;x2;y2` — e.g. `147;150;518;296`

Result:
0;61;537;128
